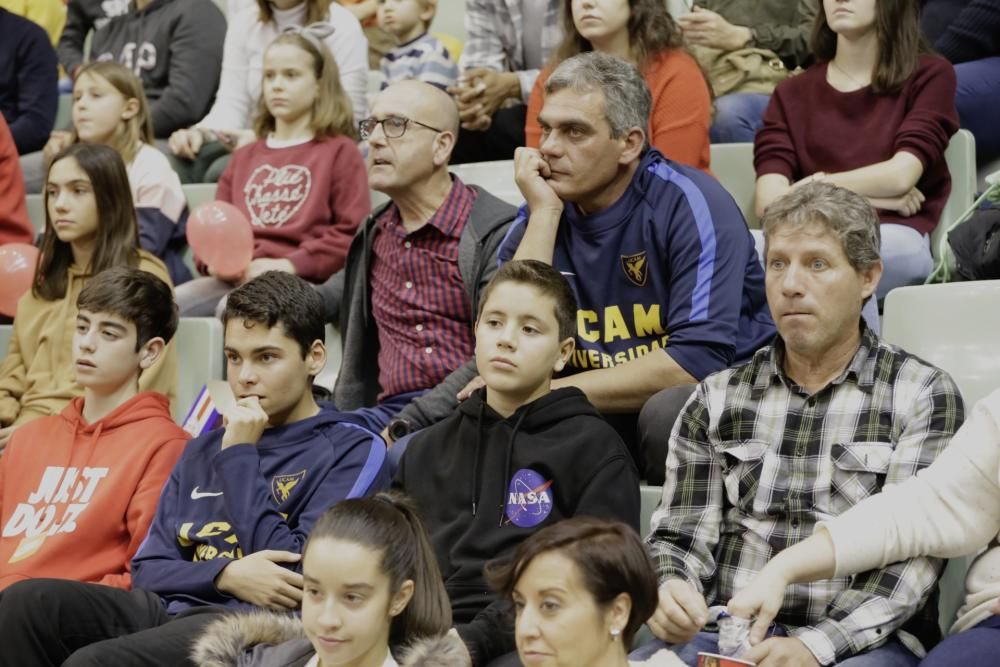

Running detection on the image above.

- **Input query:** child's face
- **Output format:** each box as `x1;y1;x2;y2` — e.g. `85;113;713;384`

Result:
262;43;320;128
302;537;411;667
72;72;135;145
73;309;146;393
46;157;99;249
222;318;325;427
474;281;574;406
377;0;433;42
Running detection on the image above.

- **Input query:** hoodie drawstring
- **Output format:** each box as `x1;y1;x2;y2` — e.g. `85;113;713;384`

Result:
471;400;485;517
498;408;530;527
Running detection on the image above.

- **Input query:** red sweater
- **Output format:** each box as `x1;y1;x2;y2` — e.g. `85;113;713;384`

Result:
0;115;32;246
754;55;959;235
0;392;188;590
216;136;371;283
526;49;712;172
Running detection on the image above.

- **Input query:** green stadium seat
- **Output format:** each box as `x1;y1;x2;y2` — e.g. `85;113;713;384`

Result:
709;142;758;227
639;483;662;538
932;128;977;261
0;325;11;359
25;194;45;234
173;317;225;422
882;278;1000;633
448;160;523;207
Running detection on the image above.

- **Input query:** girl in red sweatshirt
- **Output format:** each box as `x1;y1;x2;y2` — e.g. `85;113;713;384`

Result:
176;26;370;316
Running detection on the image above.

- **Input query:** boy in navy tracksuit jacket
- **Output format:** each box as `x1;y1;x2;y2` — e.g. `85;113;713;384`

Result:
0;272;390;666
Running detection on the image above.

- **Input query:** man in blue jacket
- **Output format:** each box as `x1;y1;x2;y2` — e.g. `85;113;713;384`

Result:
0;272;390;666
498;52;775;483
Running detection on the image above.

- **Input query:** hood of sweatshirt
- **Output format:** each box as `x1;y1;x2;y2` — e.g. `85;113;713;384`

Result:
399;386;639;623
457;387;606;524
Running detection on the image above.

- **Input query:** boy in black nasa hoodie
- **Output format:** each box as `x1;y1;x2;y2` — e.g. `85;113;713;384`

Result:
395;260;639;666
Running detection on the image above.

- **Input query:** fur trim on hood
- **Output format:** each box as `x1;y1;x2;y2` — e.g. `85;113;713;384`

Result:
191;611;304;666
191;611;472;667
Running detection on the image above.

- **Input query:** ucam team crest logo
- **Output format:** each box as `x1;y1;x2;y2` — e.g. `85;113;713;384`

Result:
621;251;648;286
271;471;306;504
505;469;553;528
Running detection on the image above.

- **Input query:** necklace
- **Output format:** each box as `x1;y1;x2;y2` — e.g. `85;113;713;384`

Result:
830;59;870;89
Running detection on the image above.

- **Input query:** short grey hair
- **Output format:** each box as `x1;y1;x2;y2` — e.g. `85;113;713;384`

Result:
761;182;881;271
544;52;651;144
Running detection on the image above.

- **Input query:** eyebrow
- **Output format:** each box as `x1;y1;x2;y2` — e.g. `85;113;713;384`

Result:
47;179;92;187
342;583;375;591
223;345;284;355
77;315;128;333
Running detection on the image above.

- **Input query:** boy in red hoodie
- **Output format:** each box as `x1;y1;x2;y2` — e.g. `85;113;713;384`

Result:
0;267;188;590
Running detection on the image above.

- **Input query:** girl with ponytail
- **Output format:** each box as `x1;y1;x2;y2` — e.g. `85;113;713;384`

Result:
192;492;469;667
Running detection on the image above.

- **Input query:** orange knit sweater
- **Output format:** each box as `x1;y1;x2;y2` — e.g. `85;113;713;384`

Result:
525;49;712;172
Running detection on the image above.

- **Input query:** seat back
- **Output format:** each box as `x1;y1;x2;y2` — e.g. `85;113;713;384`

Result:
639;484;662;539
449;160;523;207
709;143;757;227
25;194;45;235
932;128;977;259
173;317;225;422
882;280;1000;408
0;325;11;359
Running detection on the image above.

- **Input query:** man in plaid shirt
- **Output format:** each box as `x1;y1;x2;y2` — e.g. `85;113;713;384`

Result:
641;183;964;667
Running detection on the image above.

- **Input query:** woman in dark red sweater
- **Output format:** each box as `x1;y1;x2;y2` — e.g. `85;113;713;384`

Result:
753;0;959;301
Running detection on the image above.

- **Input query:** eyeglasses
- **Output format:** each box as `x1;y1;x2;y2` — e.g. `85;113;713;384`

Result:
358;115;444;140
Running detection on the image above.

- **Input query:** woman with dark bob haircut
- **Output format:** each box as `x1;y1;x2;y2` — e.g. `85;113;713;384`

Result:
487;517;684;666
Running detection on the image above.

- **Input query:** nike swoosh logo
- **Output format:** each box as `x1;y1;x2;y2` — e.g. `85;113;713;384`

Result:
559;271;576;277
191;487;224;500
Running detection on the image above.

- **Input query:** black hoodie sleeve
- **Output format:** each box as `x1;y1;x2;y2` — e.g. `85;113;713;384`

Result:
455;598;516;667
575;449;641;532
149;3;226;136
56;0;93;74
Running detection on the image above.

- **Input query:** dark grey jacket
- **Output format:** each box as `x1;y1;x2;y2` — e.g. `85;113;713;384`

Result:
702;0;818;69
326;185;516;430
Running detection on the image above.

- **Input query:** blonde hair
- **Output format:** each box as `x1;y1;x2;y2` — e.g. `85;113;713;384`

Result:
73;62;154;164
253;32;357;140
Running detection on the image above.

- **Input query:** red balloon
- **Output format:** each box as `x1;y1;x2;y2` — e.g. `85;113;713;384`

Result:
0;243;39;317
187;201;254;280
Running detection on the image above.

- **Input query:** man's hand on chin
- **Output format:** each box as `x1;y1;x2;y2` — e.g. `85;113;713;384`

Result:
513;147;564;216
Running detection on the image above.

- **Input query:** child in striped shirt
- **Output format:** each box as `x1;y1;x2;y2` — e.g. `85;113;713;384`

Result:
377;0;459;91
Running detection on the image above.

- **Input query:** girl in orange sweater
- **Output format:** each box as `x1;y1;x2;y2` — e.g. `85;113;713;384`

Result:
525;0;712;171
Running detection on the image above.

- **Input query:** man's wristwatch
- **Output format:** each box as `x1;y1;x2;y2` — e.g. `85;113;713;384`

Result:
386;417;414;443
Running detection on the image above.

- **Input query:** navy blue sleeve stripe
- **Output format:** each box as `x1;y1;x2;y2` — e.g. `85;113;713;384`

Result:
651;162;717;322
343;424;388;498
496;206;529;268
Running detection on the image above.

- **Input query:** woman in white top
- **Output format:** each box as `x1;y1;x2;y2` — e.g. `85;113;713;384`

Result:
729;390;1000;666
168;0;368;183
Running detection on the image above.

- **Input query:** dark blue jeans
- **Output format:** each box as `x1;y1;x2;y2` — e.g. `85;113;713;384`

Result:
920;615;1000;666
954;57;1000;165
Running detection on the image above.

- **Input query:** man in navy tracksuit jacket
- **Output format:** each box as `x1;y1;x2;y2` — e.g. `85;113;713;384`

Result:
0;273;390;666
500;52;775;482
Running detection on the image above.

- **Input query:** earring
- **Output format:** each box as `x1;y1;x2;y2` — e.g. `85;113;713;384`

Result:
610;628;621;641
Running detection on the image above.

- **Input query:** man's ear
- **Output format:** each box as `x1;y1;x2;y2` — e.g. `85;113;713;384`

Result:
121;97;140;121
138;337;166;370
306;339;327;377
552;336;575;373
432;130;457;167
860;259;883;302
618;127;646;166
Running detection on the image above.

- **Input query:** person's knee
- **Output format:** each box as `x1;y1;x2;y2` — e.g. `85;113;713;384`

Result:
62;645;105;667
710;94;769;143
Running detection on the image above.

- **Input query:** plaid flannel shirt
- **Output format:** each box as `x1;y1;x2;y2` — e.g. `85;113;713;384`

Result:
458;0;563;101
648;325;964;665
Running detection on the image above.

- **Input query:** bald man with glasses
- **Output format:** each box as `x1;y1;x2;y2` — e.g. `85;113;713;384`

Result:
319;80;517;453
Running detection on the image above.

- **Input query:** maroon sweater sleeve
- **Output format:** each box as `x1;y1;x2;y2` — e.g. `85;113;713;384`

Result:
894;56;958;169
286;136;371;282
753;78;801;181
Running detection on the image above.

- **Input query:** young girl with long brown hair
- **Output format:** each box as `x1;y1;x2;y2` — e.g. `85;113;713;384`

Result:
0;144;176;444
176;28;370;317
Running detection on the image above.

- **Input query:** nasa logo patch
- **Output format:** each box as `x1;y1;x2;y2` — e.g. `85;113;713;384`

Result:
505;469;553;528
